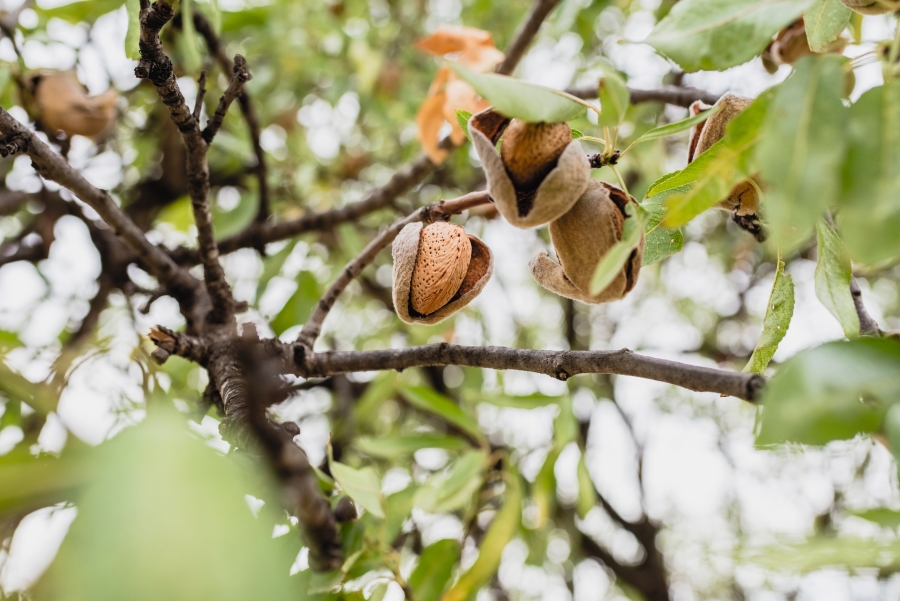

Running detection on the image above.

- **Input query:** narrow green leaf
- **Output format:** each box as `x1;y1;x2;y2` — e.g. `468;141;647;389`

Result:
597;60;629;128
814;220;859;338
590;203;644;295
381;485;417;545
180;0;203;74
124;0;141;60
744;260;795;374
804;0;851;53
414;450;487;514
441;470;522;601
449;62;589;123
641;187;686;266
400;386;484;442
628;106;719;149
532;448;560;529
838;82;900;265
329;461;385;519
456;109;473;143
757;55;848;251
742;536;900;573
355;434;469;458
663;92;770;228
571;128;584;139
756;338;900;446
849;507;900;529
576;453;596;519
466;391;561;409
884;404;900;482
409;539;460;601
644;0;812;72
554;397;578;447
270;271;319;336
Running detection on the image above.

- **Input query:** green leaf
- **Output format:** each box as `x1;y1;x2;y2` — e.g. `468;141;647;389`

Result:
414;450;487;513
744;260;795;374
329;461;385;519
814;221;859;338
124;0;141;60
180;0;203;74
409;539;460;601
442;470;522;601
355;372;398;424
35;410;295;601
466;391;561;409
838;82;900;265
456;109;473;142
849;507;900;529
742;536;900;572
627;107;719;150
381;485;417;545
532;447;560;529
643;0;812;72
400;386;484;443
641;187;686;266
757;55;848;251
590;203;644;295
554;398;578;447
576;453;596;519
270;271;320;336
597;59;629;128
662;92;770;228
804;0;851;52
355;434;469;458
756;338;900;446
35;0;124;24
449;62;589;123
885;404;900;482
571;128;584;139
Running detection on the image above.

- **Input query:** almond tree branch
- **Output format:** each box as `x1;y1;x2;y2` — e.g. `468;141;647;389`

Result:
295;191;492;349
202;55;252;144
0;108;199;304
291;343;764;402
496;0;562;75
851;277;881;336
566;85;721;108
135;0;234;322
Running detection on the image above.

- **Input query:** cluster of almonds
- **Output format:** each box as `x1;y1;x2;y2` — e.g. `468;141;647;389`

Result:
392;107;644;325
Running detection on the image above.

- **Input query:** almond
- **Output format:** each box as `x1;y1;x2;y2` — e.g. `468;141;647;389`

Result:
500;120;572;190
410;222;472;315
33;71;117;140
840;0;892;14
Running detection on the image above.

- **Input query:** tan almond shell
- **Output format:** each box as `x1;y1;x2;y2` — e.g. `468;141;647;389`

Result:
410;222;472;315
392;222;493;325
840;0;892;14
34;71;117;140
530;180;644;304
687;93;759;216
468;108;590;229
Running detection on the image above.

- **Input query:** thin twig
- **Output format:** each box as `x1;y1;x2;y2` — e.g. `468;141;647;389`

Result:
193;70;207;121
295;191;491;349
851;278;881;336
135;0;233;322
496;0;562;75
566;85;721;108
0;108;198;303
290;343;765;402
202;55;252;144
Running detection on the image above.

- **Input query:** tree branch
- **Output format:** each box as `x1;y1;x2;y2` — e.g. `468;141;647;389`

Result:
851;278;881;336
202;55;252;144
0;108;198;303
293;344;764;401
496;0;562;75
566;85;721;108
295;191;491;349
135;0;234;322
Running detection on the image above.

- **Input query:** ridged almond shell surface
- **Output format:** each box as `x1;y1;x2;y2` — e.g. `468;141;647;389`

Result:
410;222;472;315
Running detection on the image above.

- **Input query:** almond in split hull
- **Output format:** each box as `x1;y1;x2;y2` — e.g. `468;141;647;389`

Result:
410;222;472;315
500;120;572;190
